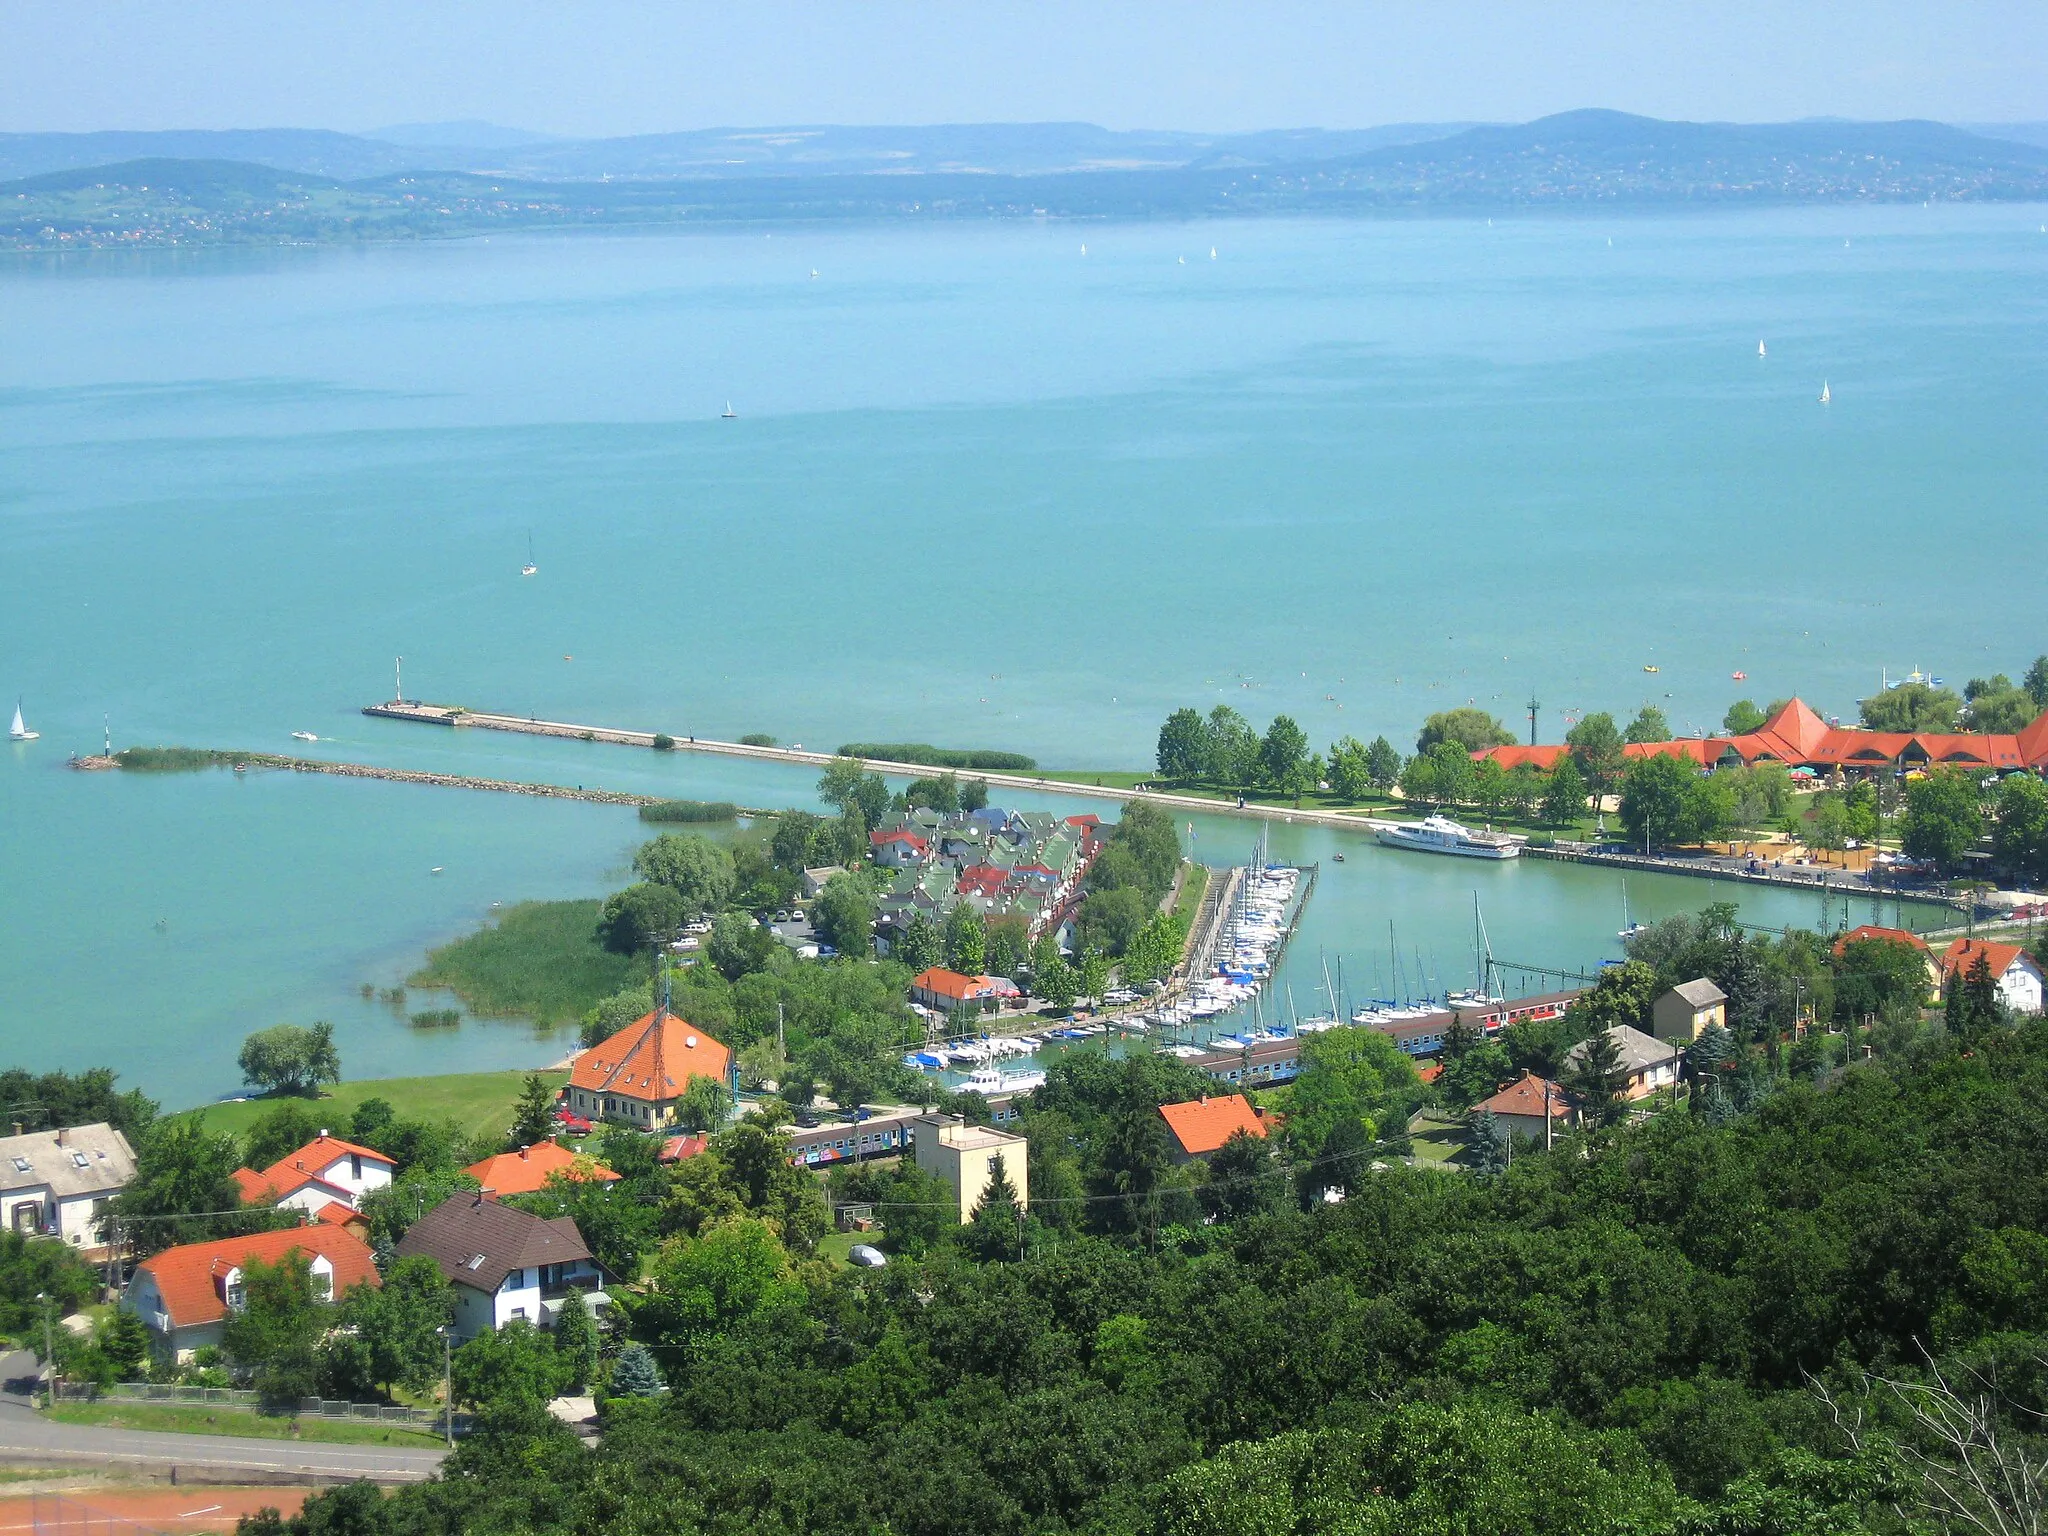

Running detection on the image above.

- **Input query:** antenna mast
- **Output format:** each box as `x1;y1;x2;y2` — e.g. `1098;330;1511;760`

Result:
1526;693;1541;746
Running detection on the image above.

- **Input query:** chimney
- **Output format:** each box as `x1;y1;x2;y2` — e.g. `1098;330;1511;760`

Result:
55;1127;67;1146
518;1147;530;1160
11;1122;22;1137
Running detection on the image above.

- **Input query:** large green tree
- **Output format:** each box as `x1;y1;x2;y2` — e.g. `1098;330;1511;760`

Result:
1901;769;1985;872
1416;707;1514;756
235;1022;341;1097
345;1254;454;1397
1541;753;1586;827
1859;680;1962;733
632;833;737;915
597;883;685;955
811;875;876;957
1566;712;1626;801
1624;705;1671;744
1203;707;1260;790
1259;715;1312;800
1723;699;1767;734
1993;772;2048;883
1154;708;1208;781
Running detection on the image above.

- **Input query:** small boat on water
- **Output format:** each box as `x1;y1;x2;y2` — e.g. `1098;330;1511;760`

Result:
965;1065;1047;1096
1731;671;1746;681
1758;340;1766;358
291;731;318;743
721;402;737;419
1332;851;1345;862
1820;380;1831;405
1619;878;1648;943
1375;814;1522;861
9;700;38;742
1643;664;1660;673
521;530;538;578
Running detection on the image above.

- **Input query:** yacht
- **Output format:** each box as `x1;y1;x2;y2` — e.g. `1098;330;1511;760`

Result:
965;1064;1046;1096
1374;814;1522;860
1820;380;1831;405
291;731;319;743
721;402;737;419
521;530;538;578
9;700;37;741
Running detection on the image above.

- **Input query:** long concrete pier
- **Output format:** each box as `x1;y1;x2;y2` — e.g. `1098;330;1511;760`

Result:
360;700;1390;830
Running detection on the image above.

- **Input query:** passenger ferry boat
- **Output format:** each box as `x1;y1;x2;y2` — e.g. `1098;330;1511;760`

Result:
1373;814;1522;860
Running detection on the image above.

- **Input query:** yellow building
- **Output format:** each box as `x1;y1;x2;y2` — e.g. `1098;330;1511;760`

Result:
911;1114;1029;1223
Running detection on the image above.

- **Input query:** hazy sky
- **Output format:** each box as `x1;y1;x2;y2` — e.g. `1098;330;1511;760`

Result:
6;1;2045;135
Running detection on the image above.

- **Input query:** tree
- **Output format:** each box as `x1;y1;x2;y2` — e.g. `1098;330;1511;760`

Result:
1155;708;1208;781
1122;913;1187;984
2025;655;2048;709
359;1168;481;1252
95;1310;152;1383
1203;706;1260;790
983;917;1028;980
1078;950;1111;1005
1542;753;1587;828
902;773;961;814
811;874;875;957
610;1343;665;1398
1033;944;1077;1011
244;1101;322;1170
674;1073;730;1133
1624;705;1671;744
1326;736;1372;800
1200;1128;1278;1221
1074;887;1149;957
1994;772;2048;883
816;757;888;828
1281;1027;1418;1157
1618;755;1727;849
631;833;736;915
1963;677;2037;734
596;882;684;955
630;1217;804;1362
707;911;777;979
1723;699;1767;735
960;777;989;813
114;1120;276;1256
509;1074;557;1150
221;1250;329;1403
1901;769;1985;872
1467;1108;1511;1176
1562;1027;1627;1126
451;1318;560;1410
1364;735;1403;792
965;1153;1023;1261
345;1254;453;1397
235;1022;340;1097
1860;681;1963;733
1416;707;1514;755
1413;741;1475;807
1835;937;1934;1021
1566;712;1626;801
1259;715;1312;800
893;910;942;973
1807;792;1850;854
943;903;986;973
551;1290;599;1394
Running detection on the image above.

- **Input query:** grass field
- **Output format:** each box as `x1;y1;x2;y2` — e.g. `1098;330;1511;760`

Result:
188;1071;565;1146
409;899;644;1026
1035;770;1151;791
1406;1110;1471;1169
49;1402;445;1448
1172;863;1210;925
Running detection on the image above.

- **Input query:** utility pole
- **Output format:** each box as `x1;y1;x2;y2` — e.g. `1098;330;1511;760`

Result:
1527;694;1541;747
37;1293;54;1408
439;1325;453;1447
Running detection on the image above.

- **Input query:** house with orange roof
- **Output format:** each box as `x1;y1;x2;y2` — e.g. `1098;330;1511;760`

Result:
1471;1072;1574;1140
564;1008;733;1129
123;1225;379;1360
909;967;1002;1015
1474;697;2048;781
1833;926;1942;1003
231;1133;394;1223
1157;1093;1269;1163
465;1141;621;1199
1939;938;2044;1015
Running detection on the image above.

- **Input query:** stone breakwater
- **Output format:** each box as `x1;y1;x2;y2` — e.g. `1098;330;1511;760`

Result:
74;749;774;812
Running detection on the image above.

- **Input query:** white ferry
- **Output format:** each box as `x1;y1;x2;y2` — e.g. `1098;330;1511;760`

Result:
1373;814;1522;860
964;1065;1046;1096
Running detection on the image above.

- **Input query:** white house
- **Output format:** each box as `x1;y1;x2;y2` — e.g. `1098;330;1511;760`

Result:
1562;1024;1685;1101
0;1123;137;1254
232;1133;394;1221
1941;939;2046;1016
395;1192;607;1341
124;1226;381;1360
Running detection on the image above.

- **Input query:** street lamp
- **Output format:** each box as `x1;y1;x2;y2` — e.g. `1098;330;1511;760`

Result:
437;1325;453;1447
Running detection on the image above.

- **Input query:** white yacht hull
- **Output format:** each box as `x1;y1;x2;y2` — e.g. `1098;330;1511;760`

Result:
1374;827;1520;859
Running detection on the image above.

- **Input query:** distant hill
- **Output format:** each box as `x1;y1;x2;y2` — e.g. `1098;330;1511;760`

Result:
8;112;2047;250
0;129;428;183
361;120;561;150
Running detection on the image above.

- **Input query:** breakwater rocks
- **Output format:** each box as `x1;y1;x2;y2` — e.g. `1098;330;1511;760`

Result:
76;745;766;811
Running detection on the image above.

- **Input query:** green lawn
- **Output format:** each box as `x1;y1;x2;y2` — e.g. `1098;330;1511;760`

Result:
49;1402;445;1448
1033;770;1152;791
1406;1111;1471;1170
815;1231;860;1269
1172;863;1210;925
188;1070;566;1146
409;899;645;1026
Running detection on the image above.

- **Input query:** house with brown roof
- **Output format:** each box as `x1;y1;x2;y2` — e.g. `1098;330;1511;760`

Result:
123;1226;379;1360
1562;1025;1684;1101
1472;1072;1573;1140
231;1134;394;1223
1833;926;1942;1004
564;1008;733;1129
1651;979;1728;1043
396;1192;605;1340
465;1142;620;1199
1158;1093;1269;1163
1940;939;2045;1016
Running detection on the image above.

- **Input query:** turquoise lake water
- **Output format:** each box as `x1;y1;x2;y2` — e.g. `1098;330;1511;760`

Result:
3;207;2043;1107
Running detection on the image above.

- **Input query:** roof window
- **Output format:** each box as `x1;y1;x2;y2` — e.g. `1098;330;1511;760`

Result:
10;1157;28;1173
465;1252;487;1271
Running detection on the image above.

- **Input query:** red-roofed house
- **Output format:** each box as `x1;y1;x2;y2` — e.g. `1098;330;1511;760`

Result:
658;1133;711;1164
870;829;931;868
1158;1093;1269;1162
1833;926;1941;1003
465;1142;621;1199
1940;939;2045;1015
124;1225;379;1360
231;1134;395;1223
955;864;1008;900
566;1009;733;1129
910;967;1002;1014
1474;697;2048;780
1472;1072;1574;1140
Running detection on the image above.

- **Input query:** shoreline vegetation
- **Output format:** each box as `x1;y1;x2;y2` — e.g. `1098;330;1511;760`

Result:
835;742;1036;771
408;900;646;1026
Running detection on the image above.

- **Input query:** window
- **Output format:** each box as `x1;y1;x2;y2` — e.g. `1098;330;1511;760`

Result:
9;1157;27;1174
70;1152;89;1169
226;1279;246;1311
312;1270;332;1300
465;1252;487;1272
349;1153;361;1179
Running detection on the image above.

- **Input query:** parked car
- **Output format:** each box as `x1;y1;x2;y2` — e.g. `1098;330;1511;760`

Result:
848;1244;888;1268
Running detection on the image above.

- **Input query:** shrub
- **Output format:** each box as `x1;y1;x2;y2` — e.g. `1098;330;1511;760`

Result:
836;742;1036;771
651;733;676;750
638;800;739;824
739;733;776;747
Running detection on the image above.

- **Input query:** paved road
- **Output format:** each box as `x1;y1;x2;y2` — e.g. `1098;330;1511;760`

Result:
0;1353;444;1483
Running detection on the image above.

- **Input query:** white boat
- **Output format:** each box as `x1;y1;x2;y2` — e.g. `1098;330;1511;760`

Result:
1374;815;1522;860
1820;380;1831;404
521;530;537;578
291;731;318;743
721;402;737;419
1619;879;1647;942
1758;340;1766;358
9;700;38;742
965;1065;1046;1095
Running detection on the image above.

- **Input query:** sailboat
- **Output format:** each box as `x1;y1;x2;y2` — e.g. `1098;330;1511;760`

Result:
1819;380;1831;404
1619;879;1647;942
1758;340;1766;358
520;530;537;578
720;402;737;420
9;699;37;741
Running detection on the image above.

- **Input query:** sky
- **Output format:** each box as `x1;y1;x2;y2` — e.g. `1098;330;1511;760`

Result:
4;1;2045;136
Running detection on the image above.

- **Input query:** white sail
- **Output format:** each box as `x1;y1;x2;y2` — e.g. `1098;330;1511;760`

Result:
1820;380;1830;404
9;699;36;741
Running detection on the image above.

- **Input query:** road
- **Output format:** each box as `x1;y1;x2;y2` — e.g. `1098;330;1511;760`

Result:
0;1352;445;1483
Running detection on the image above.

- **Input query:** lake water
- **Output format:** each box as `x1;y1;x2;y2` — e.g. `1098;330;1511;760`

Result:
3;207;2042;1107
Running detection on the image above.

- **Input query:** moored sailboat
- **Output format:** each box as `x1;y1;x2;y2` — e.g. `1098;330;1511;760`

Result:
9;699;37;741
